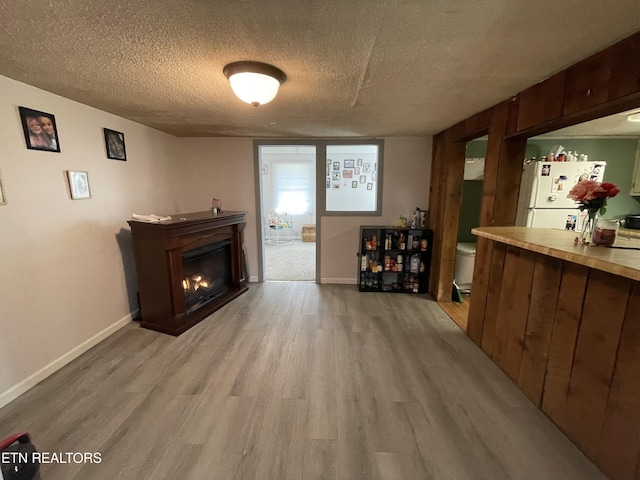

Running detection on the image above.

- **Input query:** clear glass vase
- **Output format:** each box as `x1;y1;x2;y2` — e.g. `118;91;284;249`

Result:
592;217;619;246
577;211;596;245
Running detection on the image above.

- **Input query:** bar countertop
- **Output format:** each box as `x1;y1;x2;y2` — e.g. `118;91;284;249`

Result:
472;226;640;281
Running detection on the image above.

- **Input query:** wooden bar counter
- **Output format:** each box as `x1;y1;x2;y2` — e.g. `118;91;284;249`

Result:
468;226;640;480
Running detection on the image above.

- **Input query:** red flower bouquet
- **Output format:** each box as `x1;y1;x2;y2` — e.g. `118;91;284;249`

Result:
567;180;620;216
567;180;620;244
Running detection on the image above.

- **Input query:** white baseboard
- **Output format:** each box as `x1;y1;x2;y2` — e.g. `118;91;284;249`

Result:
249;275;259;282
321;277;357;284
0;310;136;410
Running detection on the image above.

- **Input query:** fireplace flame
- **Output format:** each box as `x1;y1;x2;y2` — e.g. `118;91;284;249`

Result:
184;274;211;293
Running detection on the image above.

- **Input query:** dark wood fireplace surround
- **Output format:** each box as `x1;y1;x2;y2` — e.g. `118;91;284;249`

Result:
128;211;248;335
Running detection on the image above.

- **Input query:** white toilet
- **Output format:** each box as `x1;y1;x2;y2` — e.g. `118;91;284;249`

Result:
455;242;477;293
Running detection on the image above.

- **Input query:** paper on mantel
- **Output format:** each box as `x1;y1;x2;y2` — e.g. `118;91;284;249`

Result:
130;213;172;223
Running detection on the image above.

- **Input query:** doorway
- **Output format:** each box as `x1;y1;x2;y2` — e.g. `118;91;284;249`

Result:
439;138;487;331
256;144;317;281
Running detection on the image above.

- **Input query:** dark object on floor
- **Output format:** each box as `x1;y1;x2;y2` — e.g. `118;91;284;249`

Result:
0;432;40;480
452;282;463;302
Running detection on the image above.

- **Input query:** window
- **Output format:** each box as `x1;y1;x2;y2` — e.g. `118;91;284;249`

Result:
323;141;383;215
273;161;314;213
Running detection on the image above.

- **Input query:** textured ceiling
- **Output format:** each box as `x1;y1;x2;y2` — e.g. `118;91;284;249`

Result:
1;1;640;138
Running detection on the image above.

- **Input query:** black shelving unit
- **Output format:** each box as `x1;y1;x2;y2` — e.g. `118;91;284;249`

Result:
357;225;433;293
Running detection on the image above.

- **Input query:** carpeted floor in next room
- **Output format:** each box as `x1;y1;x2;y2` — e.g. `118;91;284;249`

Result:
265;240;315;281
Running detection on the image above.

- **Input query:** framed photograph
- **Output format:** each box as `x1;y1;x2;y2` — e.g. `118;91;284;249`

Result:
18;106;60;152
357;158;363;166
354;167;360;175
262;164;268;174
0;169;7;205
332;171;341;181
332;181;341;189
326;177;330;189
344;159;355;169
343;170;353;178
352;181;357;188
104;128;126;160
67;170;91;200
359;175;366;184
363;163;371;173
333;161;340;171
367;183;373;190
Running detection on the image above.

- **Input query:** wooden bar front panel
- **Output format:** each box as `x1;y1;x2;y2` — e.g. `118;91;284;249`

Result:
468;240;640;480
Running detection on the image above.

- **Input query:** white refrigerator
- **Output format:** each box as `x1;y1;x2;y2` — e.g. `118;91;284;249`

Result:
515;161;606;231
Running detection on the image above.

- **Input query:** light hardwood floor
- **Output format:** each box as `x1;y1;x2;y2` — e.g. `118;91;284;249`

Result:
0;283;606;480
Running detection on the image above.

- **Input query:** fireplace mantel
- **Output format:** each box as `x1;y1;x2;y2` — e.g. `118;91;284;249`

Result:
127;211;248;335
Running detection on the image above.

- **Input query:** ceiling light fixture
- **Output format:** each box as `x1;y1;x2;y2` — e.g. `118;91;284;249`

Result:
627;112;640;122
223;61;287;107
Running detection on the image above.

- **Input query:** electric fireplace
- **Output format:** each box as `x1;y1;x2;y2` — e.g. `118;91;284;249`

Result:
182;240;232;314
128;211;248;335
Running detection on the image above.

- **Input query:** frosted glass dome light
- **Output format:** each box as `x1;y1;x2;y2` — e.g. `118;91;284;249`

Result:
223;61;287;107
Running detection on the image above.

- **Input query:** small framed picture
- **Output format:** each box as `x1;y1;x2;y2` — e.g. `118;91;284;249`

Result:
104;128;126;160
357;158;363;166
352;181;357;188
67;170;91;200
344;159;355;168
262;164;268;174
343;170;353;178
354;167;360;175
359;175;366;184
0;169;7;205
363;163;371;173
19;106;60;152
326;177;330;189
367;183;373;190
333;161;340;171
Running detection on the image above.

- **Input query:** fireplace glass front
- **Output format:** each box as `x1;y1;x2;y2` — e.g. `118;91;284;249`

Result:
181;240;232;315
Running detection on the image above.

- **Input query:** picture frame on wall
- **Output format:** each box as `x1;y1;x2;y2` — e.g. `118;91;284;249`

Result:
0;169;7;205
67;170;91;200
104;128;127;161
344;159;355;168
18;106;61;152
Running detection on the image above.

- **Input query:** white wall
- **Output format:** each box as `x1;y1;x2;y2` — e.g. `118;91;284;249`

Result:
175;136;433;283
0;76;179;407
320;137;432;282
171;137;259;277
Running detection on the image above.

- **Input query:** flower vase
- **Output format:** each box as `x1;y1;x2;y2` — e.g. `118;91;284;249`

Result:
577;212;596;245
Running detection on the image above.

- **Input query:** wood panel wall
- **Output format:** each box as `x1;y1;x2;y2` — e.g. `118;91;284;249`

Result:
428;30;640;302
470;241;640;480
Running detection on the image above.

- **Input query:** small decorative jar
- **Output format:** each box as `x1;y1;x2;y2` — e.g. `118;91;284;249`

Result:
592;218;619;246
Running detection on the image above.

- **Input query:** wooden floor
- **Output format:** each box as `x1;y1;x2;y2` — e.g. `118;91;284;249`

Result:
0;283;606;480
437;293;470;332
